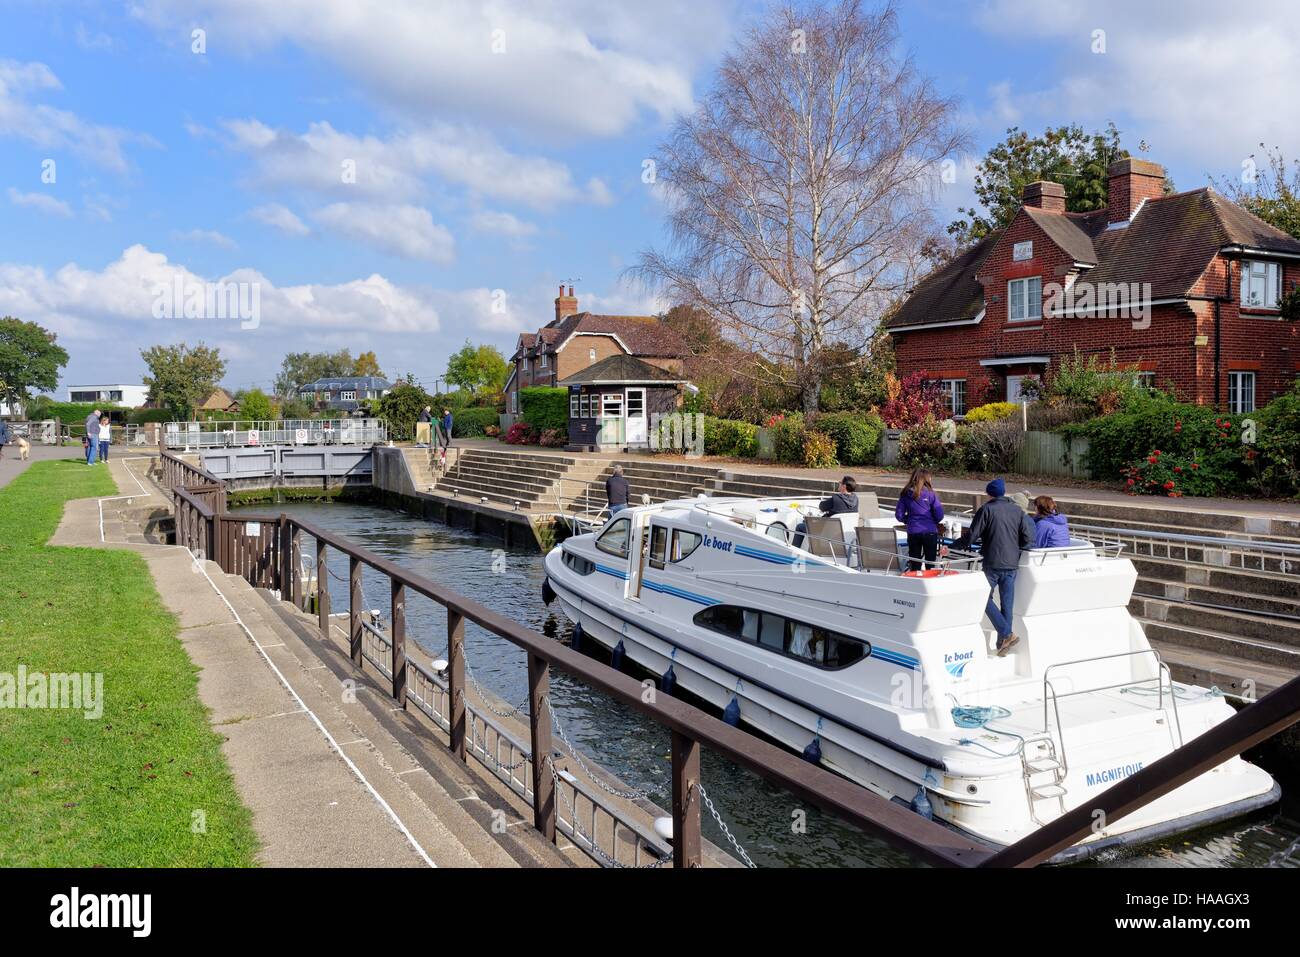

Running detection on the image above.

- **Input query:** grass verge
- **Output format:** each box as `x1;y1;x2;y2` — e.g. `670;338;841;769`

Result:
0;458;258;865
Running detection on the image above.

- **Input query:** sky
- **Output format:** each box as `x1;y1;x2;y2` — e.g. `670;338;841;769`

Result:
3;0;1300;397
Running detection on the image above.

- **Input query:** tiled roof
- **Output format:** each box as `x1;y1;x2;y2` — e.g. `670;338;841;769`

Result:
299;375;392;391
887;234;999;330
889;187;1300;328
519;312;689;359
557;353;687;386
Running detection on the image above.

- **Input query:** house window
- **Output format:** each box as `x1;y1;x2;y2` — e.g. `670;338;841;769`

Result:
939;379;966;416
579;394;591;418
1241;260;1282;309
341;391;356;401
540;353;548;369
589;348;597;362
1228;372;1256;414
1135;372;1156;391
602;393;623;418
570;392;579;417
524;357;531;372
1007;277;1042;322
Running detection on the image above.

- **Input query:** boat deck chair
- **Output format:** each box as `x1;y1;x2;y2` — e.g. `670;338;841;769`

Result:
855;525;901;573
803;515;851;565
856;491;881;525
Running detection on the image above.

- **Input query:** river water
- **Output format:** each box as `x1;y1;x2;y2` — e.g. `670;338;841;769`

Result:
235;500;1300;868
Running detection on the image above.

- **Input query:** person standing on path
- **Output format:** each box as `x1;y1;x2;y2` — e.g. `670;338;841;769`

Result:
85;409;101;464
440;408;453;449
416;406;433;446
957;478;1035;656
606;464;630;515
0;419;9;459
97;415;111;463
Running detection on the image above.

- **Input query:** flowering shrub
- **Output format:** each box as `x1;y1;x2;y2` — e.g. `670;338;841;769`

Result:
879;372;947;429
503;422;537;445
899;414;961;471
538;428;566;447
1119;448;1218;497
484;424;500;437
964;402;1019;423
802;430;839;469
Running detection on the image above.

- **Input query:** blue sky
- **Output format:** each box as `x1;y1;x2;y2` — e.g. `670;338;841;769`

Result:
2;0;1297;396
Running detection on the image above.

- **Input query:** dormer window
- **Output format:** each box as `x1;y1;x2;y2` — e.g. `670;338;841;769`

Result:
1007;276;1042;322
1241;260;1281;309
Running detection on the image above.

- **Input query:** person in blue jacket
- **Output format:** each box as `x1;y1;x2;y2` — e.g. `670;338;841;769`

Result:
895;467;945;571
1032;496;1071;548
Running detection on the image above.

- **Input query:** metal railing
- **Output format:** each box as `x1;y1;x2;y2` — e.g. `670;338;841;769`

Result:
160;461;1300;868
162;418;387;449
1070;521;1300;576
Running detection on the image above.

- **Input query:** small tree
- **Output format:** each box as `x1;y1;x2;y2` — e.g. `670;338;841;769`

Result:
352;350;385;379
373;379;435;440
238;388;275;422
445;340;508;396
1211;145;1300;240
879;371;947;429
0;316;68;415
140;342;226;420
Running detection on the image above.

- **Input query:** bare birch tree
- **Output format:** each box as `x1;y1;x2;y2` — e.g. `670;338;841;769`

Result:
636;0;966;415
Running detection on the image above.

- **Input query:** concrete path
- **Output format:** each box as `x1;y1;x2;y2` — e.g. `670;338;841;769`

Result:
49;456;556;867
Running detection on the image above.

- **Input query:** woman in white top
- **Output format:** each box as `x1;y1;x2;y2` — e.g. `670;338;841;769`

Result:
97;415;111;463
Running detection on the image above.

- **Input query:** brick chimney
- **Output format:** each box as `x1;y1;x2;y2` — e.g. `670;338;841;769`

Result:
1107;157;1165;223
1023;180;1066;214
555;284;578;324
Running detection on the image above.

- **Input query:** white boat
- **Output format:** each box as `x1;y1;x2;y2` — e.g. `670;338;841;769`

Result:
542;494;1279;862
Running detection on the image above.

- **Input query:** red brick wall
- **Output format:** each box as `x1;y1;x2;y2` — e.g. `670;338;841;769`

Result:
892;210;1300;409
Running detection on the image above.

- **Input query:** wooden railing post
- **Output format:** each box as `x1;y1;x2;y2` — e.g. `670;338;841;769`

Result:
316;536;330;637
289;526;301;608
448;609;466;762
391;579;407;707
349;556;363;667
671;730;702;868
528;654;556;841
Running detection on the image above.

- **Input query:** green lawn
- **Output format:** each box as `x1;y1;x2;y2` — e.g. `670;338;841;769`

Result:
0;459;259;866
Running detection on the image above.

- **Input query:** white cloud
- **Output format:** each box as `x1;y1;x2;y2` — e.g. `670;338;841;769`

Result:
221;118;612;210
248;203;310;236
7;187;73;218
129;0;728;137
173;228;238;249
75;23;114;51
313;202;456;264
470;210;538;238
0;59;150;172
974;0;1300;168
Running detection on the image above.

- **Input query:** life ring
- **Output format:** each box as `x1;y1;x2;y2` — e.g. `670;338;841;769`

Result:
902;569;960;578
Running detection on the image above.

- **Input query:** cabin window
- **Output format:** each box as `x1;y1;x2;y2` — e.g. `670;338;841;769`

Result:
1007;276;1042;322
602;393;623;417
1240;260;1281;309
649;524;669;569
580;394;591;418
766;523;790;544
570;392;579;418
671;530;703;562
596;516;631;558
693;605;870;670
562;551;596;576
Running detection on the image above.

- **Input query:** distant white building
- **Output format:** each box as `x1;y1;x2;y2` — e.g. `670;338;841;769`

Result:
67;383;150;406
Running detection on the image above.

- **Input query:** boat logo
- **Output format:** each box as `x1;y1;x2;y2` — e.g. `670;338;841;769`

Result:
702;535;733;553
943;650;975;678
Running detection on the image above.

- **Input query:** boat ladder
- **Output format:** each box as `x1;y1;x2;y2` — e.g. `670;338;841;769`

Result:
1020;730;1068;826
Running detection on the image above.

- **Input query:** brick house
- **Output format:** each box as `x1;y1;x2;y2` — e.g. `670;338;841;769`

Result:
505;286;691;448
887;158;1300;415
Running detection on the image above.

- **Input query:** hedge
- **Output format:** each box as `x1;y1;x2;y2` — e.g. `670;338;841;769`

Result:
702;417;759;457
452;406;500;437
520;386;568;434
811;411;883;465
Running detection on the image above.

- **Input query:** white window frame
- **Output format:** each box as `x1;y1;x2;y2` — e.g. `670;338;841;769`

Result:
570;392;579;417
1135;371;1156;391
540;352;548;369
580;393;591;418
1228;371;1256;414
601;392;624;418
340;390;356;401
1007;277;1042;322
939;379;966;417
1240;260;1282;309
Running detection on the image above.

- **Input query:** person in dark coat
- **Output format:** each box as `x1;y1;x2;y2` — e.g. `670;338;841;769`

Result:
606;464;630;514
0;419;9;459
1032;495;1071;548
440;408;453;449
85;409;101;464
895;467;944;571
792;475;858;549
957;478;1036;656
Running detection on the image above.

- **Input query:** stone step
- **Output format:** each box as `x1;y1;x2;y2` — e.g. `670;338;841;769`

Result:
436;477;550;503
1152;639;1296;699
1141;617;1300;670
1131;555;1300;601
448;462;569;484
1132;596;1300;648
1133;578;1300;618
442;468;559;493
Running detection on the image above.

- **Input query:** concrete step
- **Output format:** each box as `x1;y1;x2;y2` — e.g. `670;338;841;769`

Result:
1132;579;1300;620
1131;555;1300;602
1153;639;1297;699
1133;596;1300;649
441;469;557;495
1141;617;1300;670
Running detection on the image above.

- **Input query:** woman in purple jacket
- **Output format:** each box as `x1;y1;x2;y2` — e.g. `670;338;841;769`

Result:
1032;496;1071;548
895;467;944;571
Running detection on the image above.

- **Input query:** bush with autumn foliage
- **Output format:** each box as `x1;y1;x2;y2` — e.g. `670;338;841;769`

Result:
879;372;948;429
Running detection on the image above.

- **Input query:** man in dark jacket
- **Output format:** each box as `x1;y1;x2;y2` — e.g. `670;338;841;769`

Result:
606;464;630;514
0;419;9;459
958;478;1035;656
793;476;858;548
84;409;101;465
416;406;432;446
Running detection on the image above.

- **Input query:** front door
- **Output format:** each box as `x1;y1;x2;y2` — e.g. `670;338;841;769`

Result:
1006;375;1029;404
625;388;646;445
